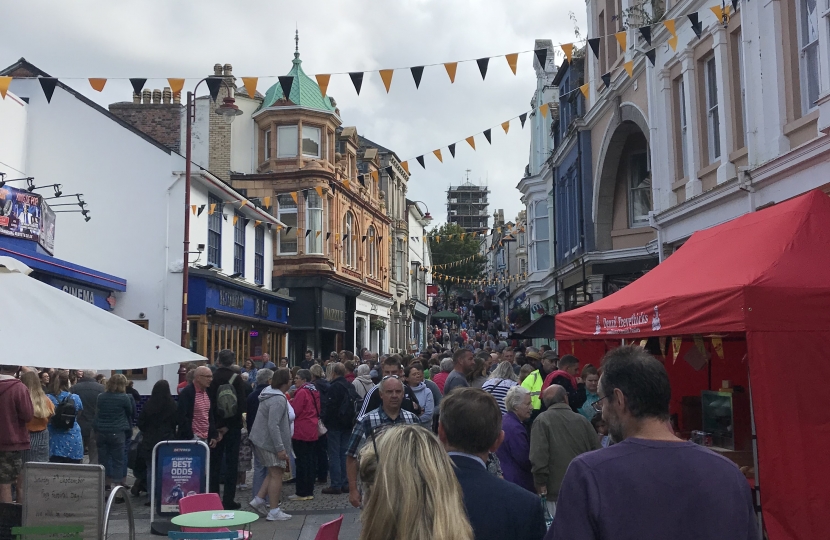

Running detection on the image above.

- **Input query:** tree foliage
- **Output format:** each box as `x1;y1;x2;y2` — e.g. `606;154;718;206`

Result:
428;223;486;297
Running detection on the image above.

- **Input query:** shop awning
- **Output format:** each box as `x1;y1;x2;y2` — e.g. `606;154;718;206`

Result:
432;310;460;321
509;314;555;339
0;257;204;369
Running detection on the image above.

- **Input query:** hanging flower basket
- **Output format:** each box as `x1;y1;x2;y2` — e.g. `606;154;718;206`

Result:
370;319;387;331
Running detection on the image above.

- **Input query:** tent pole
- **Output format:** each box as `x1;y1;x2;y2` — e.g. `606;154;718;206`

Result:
748;368;764;539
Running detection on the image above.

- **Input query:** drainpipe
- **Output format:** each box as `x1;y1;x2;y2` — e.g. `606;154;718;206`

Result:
576;128;590;302
648;211;664;263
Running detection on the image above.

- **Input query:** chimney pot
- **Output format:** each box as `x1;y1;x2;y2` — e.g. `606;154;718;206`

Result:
142;89;152;104
173;92;181;104
152;89;162;104
213;64;223;76
162;87;172;104
132;92;141;104
223;63;233;76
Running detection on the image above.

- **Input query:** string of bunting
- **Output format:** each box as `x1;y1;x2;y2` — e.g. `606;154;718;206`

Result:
432;253;482;269
431;270;529;286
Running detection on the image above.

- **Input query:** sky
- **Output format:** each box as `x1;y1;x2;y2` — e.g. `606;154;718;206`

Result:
0;0;585;229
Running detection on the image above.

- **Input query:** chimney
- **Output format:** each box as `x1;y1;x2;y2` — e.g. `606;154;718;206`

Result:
142;89;151;104
213;63;223;76
109;85;184;152
132;92;140;104
152;89;162;104
162;87;172;104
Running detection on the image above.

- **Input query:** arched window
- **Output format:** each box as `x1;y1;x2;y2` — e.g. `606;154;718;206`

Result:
367;226;377;276
343;212;354;267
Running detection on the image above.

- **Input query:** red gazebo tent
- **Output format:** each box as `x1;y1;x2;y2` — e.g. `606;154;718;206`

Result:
555;190;830;540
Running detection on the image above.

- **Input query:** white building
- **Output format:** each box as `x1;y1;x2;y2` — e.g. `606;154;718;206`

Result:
407;200;433;351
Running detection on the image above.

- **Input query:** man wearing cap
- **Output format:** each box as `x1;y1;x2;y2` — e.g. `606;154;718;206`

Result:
521;351;558;417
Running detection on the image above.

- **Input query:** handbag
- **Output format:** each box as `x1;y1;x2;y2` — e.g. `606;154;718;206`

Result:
309;386;328;436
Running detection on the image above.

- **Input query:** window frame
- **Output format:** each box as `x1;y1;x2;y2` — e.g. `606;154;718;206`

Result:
233;211;245;276
302;125;322;158
532;199;550;271
733;30;748;149
367;225;377;277
277;125;298;158
797;0;820;115
628;152;652;227
264;129;272;161
677;77;690;179
704;56;721;163
277;194;298;255
207;194;222;267
343;212;354;267
305;191;324;255
254;226;265;285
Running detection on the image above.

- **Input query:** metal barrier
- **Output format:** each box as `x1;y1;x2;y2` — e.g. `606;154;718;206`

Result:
102;486;135;540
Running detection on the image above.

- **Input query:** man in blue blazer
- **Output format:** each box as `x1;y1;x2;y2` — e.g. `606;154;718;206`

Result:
439;388;546;540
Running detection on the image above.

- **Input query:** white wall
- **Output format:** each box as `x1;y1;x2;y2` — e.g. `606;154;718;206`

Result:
0;91;28;176
230;97;259;175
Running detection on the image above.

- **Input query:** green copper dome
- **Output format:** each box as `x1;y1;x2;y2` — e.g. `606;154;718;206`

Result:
259;50;336;112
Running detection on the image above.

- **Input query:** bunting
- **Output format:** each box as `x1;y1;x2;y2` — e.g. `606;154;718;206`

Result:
561;43;574;63
379;69;394;93
410;66;424;89
483;129;492;144
89;78;107;92
416;155;426;169
466;136;476;150
448;143;456;158
278;76;294;100
476;58;489;80
167;78;185;95
290;192;298;205
433;149;443;162
579;84;590;100
206;76;223;101
614;31;627;52
501;121;510;134
505;53;519;75
242;77;258;99
0;77;10;99
349;72;364;95
587;38;601;60
314;186;324;198
444;62;458;83
315;74;331;97
539;103;549;118
39;78;57;103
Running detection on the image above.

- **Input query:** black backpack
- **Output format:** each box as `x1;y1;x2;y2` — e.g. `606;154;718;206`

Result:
51;394;77;430
336;384;362;428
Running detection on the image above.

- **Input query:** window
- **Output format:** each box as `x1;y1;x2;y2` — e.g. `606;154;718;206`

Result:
208;194;222;267
799;0;820;114
306;191;324;254
254;226;264;285
532;200;549;271
518;231;525;247
410;262;419;298
302;126;321;158
264;129;272;160
733;32;748;148
677;78;689;178
520;258;527;276
277;194;298;254
277;125;298;158
629;153;652;226
397;239;406;283
343;212;355;267
367;226;377;276
233;212;245;276
704;57;721;163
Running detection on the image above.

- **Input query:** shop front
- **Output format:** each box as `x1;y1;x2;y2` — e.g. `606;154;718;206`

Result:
355;291;392;355
187;268;292;365
410;299;430;353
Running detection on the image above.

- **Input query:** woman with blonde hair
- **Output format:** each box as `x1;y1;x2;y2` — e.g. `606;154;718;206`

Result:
20;371;54;464
358;424;473;540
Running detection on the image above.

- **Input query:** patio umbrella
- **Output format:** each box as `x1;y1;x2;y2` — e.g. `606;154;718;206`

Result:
0;256;205;369
432;310;461;321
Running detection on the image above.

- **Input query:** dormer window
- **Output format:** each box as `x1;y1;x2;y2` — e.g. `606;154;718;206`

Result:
302;126;321;158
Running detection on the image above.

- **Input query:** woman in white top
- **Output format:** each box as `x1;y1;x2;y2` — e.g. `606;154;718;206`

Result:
481;361;519;414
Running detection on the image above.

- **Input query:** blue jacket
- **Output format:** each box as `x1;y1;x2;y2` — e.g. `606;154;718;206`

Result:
450;454;546;540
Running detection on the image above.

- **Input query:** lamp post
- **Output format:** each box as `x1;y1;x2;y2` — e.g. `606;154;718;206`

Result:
181;78;243;348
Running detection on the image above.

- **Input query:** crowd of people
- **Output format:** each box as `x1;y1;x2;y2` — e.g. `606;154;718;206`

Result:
0;295;759;539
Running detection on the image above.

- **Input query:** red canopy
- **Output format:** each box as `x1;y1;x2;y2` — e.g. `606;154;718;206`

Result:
556;190;830;540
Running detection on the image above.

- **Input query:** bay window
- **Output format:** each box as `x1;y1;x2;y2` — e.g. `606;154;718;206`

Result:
532;200;549;271
302;126;321;158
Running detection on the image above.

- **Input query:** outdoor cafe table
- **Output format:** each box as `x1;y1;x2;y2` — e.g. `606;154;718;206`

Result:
171;510;259;530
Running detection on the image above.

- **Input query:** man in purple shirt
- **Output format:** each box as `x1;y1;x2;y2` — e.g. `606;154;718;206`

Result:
547;346;758;540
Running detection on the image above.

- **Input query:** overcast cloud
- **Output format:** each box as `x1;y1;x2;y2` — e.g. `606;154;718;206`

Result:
1;0;585;227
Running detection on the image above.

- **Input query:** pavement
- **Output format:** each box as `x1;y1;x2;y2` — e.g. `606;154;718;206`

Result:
105;472;361;540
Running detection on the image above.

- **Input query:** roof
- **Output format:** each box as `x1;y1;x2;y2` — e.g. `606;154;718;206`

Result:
259;51;336;112
357;135;398;160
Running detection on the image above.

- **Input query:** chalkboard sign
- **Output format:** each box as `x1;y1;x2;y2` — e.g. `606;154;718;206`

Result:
22;462;105;540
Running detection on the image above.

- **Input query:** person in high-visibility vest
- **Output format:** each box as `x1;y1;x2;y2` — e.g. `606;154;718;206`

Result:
521;351;558;415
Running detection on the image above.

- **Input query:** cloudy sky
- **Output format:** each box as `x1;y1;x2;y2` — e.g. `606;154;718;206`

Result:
1;0;585;228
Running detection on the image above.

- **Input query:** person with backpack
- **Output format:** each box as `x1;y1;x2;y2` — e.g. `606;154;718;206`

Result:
46;370;84;463
320;363;356;495
207;350;249;510
94;374;135;491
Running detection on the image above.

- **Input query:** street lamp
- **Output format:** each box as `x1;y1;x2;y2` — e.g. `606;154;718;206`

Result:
181;77;243;347
408;200;432;222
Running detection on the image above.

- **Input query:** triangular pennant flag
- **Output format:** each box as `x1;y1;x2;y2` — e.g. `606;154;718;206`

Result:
561;43;574;63
316;230;322;238
416;155;426;169
519;113;527;128
371;170;379;182
223;214;228;222
639;26;652;46
672;337;682;363
315;186;324;198
349;72;364;95
615;31;627;52
39;78;57;103
242;77;258;98
448;143;456;158
168;78;185;95
130;78;146;96
579;83;590;100
540;103;549;118
255;220;262;227
665;18;677;37
433;149;443;163
239;199;248;209
501;120;510;134
732;0;739;12
379;69;394;93
712;337;724;359
465;136;476;150
362;235;367;242
385;166;394;176
286;227;293;234
534;48;548;68
710;5;729;25
263;196;271;209
209;204;217;215
206;76;223;101
0;77;11;100
668;35;679;51
444;63;458;83
198;205;206;217
343;178;351;190
305;229;311;237
290;192;298;205
315;74;331;97
278;76;295;100
476;58;490;80
326;232;331;240
233;215;239;225
505;53;519;75
624;61;634;78
601;73;611;88
191;205;197;215
587;38;601;60
401;162;410;174
410;66;424;89
483;129;492;144
646;49;656;66
89;78;107;92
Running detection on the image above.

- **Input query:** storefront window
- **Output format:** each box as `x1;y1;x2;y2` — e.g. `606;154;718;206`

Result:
278;194;298;254
356;316;365;351
208;194;222;267
306;191;324;254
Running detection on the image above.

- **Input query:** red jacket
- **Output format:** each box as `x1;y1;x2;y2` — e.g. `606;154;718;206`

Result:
432;372;449;394
290;384;321;442
0;377;34;451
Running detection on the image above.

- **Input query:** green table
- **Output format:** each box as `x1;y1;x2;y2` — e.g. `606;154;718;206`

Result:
171;510;259;529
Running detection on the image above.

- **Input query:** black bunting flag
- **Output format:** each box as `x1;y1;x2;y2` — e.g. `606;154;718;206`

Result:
349;72;364;95
362;236;367;242
411;66;424;89
223;214;228;221
477;58;489;80
732;0;739;11
326;232;331;240
285;227;292;234
416;155;426;169
483;129;492;144
206;76;223;101
601;73;611;88
278;76;295;100
343;233;349;240
305;229;311;237
197;205;206;217
130;78;146;96
688;13;703;38
39;78;57;103
534;48;548;68
448;143;456;158
519;113;527;128
385;166;394;176
588;38;601;60
646;49;656;66
639;26;652;46
243;218;250;228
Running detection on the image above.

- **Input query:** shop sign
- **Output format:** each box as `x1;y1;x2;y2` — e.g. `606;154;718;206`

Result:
593;306;661;335
218;287;245;309
321;290;347;331
151;441;209;517
427;285;438;298
45;277;114;311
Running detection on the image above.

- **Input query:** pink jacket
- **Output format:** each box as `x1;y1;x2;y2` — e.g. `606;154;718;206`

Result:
290;384;320;442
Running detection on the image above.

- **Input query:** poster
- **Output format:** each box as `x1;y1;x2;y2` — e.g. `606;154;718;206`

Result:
155;442;208;515
0;185;43;242
39;200;56;254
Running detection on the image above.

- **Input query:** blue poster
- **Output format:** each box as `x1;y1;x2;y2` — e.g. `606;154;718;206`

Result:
154;441;208;515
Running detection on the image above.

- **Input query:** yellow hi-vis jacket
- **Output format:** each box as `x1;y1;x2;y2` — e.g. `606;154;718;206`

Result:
521;369;544;410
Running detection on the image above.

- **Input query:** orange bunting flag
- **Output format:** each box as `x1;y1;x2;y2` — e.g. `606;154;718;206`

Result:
233;215;239;226
466;136;476;150
444;62;458;83
614;31;627;52
89;78;107;92
290;192;298;205
168;78;185;95
710;5;731;24
502;120;510;134
561;43;574;63
343;179;351;191
663;19;676;37
540;103;549;118
668;35;679;51
209;204;217;215
0;77;11;99
433;149;443;162
579;83;590;100
672;337;682;363
239;200;248;209
505;53;519;75
314;186;324;198
624;61;634;78
401;161;410;174
255;220;262;227
263;196;271;209
371;170;379;182
316;230;322;238
315;74;331;97
242;77;258;99
191;205;197;215
379;69;394;93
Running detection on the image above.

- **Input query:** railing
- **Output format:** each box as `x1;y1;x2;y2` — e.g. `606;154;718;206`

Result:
103;485;135;540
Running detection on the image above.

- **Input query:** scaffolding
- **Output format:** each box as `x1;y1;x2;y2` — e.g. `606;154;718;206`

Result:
446;182;490;233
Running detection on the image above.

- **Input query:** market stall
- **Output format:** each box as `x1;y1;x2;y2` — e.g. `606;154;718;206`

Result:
555;190;830;540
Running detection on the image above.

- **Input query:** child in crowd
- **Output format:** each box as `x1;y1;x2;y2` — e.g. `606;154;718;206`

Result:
591;413;611;448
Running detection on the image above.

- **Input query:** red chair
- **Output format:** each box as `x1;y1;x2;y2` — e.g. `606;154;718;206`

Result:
312;515;343;540
178;494;251;539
